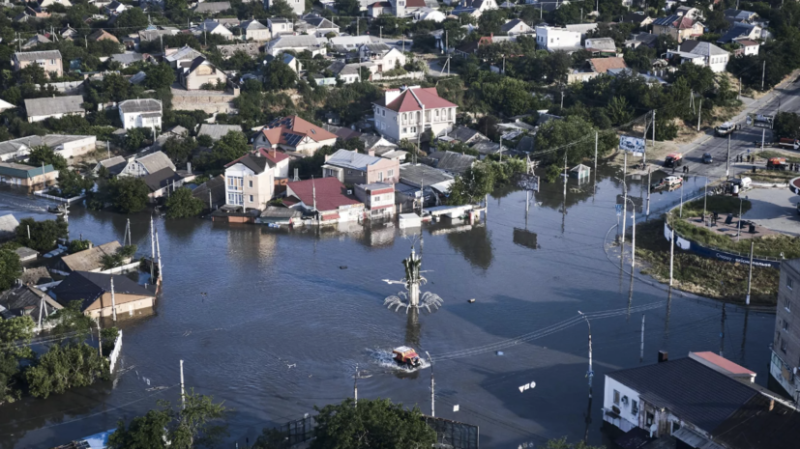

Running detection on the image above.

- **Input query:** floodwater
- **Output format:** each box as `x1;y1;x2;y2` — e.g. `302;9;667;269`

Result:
0;168;778;448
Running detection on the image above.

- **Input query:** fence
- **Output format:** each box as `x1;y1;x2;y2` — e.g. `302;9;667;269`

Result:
283;415;315;446
33;189;84;203
108;330;123;373
663;221;783;269
422;415;480;449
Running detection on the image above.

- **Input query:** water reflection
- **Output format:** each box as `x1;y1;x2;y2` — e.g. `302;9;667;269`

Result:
405;308;420;348
445;225;493;270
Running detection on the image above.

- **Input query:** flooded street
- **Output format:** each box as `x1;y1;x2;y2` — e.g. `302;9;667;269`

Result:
0;169;777;448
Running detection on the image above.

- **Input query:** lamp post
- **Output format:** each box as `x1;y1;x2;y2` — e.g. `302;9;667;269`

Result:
577;311;593;397
737;195;748;241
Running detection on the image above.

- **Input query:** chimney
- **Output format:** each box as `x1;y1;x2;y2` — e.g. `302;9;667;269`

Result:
658;350;668;363
271;148;276;159
368;149;375;156
186;162;192;174
324;154;331;162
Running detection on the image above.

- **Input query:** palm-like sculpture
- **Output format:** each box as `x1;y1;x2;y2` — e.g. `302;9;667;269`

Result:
384;245;443;313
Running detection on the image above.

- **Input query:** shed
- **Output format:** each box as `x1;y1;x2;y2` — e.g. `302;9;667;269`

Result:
569;164;591;179
399;213;422;229
14;246;39;263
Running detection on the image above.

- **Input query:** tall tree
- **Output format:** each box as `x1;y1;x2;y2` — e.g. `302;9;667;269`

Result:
311;398;435;449
108;392;229;449
27;146;67;171
0;316;34;405
269;0;297;18
106;177;151;213
24;343;109;398
166;187;204;218
15;217;69;253
0;250;22;291
264;60;298;91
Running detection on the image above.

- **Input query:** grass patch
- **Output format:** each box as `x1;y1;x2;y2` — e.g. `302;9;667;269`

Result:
668;196;800;258
633;219;778;305
740;168;797;183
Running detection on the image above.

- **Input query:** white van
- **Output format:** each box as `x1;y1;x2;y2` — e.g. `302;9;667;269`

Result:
715;122;735;136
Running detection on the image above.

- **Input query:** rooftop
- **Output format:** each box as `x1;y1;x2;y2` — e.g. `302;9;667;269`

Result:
198;124;242;141
399;163;453;187
589;57;628;74
24;95;84;118
426;151;475;174
53;271;155;311
375;86;457;113
287;177;362;212
119;98;162;114
14;50;61;61
324;149;382;171
137;151;176;174
142;168;183;192
59;241;121;272
608;357;759;433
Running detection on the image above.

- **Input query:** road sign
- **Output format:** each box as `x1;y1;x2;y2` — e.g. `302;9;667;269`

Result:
746;113;773;129
619;135;646;155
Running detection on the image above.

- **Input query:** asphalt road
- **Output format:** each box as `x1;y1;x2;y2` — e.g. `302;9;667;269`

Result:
678;73;800;180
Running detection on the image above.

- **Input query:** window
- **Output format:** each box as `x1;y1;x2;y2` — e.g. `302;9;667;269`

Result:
781;339;788;354
402;127;407;133
646;412;654;426
613;390;620;405
783;319;790;331
785;297;792;312
374;195;381;202
788;278;794;290
249;195;254;202
249;180;253;188
387;169;394;177
631;400;639;416
672;421;681;434
382;110;385;117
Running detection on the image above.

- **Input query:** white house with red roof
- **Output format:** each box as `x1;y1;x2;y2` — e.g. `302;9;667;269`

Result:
373;85;458;142
355;182;396;220
252;115;338;156
223;148;290;211
386;0;428;18
284;177;365;224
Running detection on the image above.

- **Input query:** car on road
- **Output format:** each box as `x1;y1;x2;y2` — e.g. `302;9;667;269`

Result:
651;175;683;190
715;122;735;136
703;153;713;164
664;153;683;167
767;157;788;170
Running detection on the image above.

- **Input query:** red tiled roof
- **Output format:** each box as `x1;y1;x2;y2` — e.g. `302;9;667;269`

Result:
736;39;759;47
260;115;337;147
691;352;755;376
257;147;290;164
379;87;458;113
287;177;362;212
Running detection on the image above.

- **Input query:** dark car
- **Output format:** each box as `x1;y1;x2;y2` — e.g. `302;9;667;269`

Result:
703;153;713;164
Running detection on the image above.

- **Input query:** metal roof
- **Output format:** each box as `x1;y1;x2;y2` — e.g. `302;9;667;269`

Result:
325;149;382;171
14;50;61;61
400;163;453;188
137;151;176;174
198;124;242;141
24;95;84;118
59;241;121;272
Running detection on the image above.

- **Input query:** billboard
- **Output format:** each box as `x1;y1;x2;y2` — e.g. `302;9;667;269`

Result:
619;135;645;155
746;113;773;129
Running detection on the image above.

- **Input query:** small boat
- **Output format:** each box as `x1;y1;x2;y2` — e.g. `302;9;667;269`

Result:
392;346;421;368
47;204;68;215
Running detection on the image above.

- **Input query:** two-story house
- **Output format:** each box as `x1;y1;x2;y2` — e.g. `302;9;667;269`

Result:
652;15;704;43
223;152;275;211
265;0;305;15
252;115;338;155
296;14;340;37
535;26;583;52
772;258;800;405
322;149;400;186
13;50;63;78
267;17;293;36
24;95;84;123
180;57;228;90
118;99;162;130
118;151;176;178
355;182;395;220
373;86;458;142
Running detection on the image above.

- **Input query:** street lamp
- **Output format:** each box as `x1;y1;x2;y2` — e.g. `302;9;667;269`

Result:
577;311;593;397
625;197;637;269
738;195;748;241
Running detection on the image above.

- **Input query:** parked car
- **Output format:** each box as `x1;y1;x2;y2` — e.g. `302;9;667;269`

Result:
703;153;713;164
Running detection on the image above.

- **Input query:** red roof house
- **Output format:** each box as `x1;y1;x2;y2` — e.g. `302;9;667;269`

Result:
285;177;364;224
252;115;338;156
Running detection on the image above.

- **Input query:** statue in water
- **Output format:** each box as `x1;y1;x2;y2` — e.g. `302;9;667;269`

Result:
383;244;443;313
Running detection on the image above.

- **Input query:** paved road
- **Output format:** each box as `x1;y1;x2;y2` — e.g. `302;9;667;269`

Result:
678;72;800;180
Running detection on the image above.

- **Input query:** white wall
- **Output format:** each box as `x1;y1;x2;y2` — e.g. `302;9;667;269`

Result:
57;136;97;159
708;54;729;73
536;26;581;50
603;376;642;433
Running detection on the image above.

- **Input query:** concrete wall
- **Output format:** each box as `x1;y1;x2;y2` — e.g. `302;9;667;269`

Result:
87;292;155;319
57;136;97;160
16;58;63;78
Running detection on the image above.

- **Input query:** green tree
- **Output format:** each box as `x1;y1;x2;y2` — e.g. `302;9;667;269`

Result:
108;392;229;449
57;169;94;198
606;96;633;126
264;60;298;90
106;177;150;213
166;187;204;218
478;9;507;36
115;8;149;29
206;131;249;169
269;0;296;18
67;238;92;254
18;63;48;85
28;146;67;171
15;217;69;253
24;342;109;399
334;0;360;17
774;112;800;140
535;116;614;165
145;63;176;90
544;437;605;449
311;398;435;449
447;162;497;206
48;300;95;340
0;316;34;405
0;249;22;291
125;128;148;152
162;136;198;166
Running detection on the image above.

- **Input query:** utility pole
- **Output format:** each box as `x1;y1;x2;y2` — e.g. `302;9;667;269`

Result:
651;110;656;152
110;276;117;322
761;128;765;152
720;303;726;357
594;132;598;177
640;315;645;362
670;228;675;286
761;60;766;90
680;181;684;218
27;225;30;241
379;26;382;40
621;151;628;243
353;363;358;408
703;178;708;226
746;240;754;305
426;351;434;417
180;360;186;410
697;99;702;131
646;167;651;219
150;216;155;279
630;203;636;269
156;230;162;280
209;190;213;211
726;132;731;178
560;90;565;109
96;317;102;357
